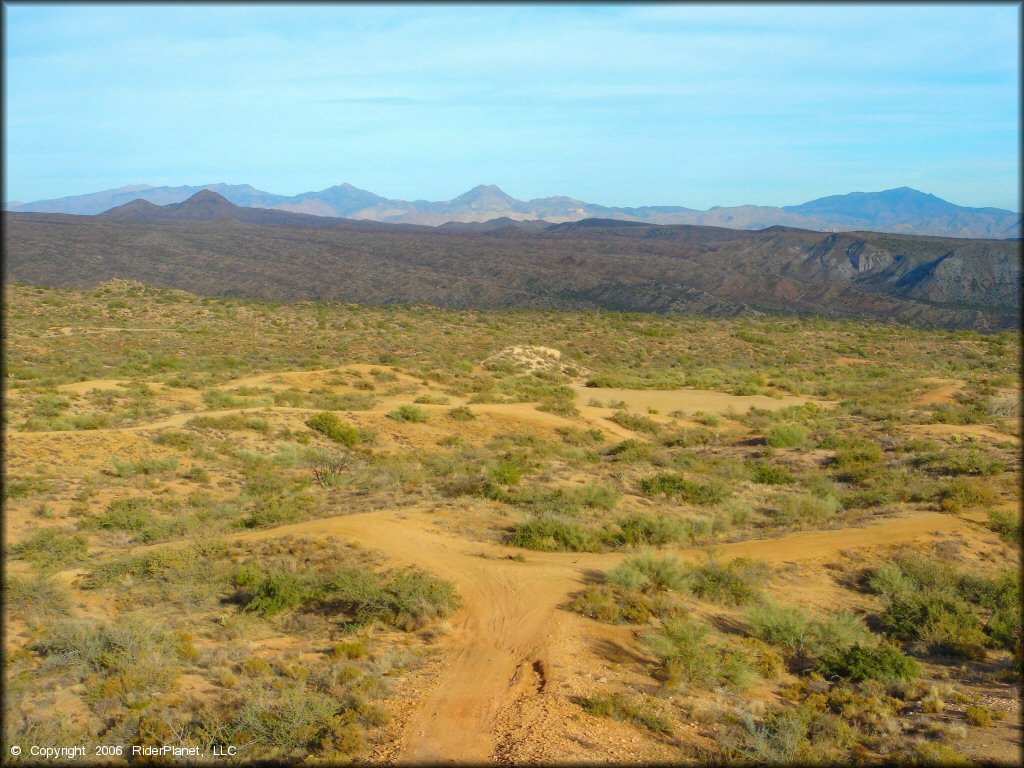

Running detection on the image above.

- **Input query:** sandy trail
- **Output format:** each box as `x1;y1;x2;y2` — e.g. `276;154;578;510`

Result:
231;506;979;763
915;378;965;406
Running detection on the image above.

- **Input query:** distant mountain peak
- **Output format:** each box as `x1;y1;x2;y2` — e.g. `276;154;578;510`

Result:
183;189;234;205
451;184;517;209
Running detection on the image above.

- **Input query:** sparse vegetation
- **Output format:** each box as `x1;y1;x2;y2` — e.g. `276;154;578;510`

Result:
3;282;1019;764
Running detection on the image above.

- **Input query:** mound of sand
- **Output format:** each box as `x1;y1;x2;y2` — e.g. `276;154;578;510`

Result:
482;346;591;378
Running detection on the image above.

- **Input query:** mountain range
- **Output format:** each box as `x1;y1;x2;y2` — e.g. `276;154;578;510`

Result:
5;190;1019;331
6;183;1019;240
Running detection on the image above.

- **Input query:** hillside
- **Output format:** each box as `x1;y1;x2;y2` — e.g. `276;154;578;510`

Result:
4;192;1019;331
4;281;1020;764
7;183;1019;239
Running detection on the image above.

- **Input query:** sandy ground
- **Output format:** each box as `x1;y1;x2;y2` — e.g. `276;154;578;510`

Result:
571;384;816;417
229;506;988;763
6;367;1019;763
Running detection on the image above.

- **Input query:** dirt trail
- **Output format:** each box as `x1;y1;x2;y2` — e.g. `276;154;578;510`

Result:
915;378;965;406
238;512;580;763
233;506;980;763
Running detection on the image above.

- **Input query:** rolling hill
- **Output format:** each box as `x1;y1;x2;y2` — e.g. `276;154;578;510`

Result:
4;191;1019;331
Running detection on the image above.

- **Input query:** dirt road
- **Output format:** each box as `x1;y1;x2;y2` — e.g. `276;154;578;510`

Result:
236;506;981;763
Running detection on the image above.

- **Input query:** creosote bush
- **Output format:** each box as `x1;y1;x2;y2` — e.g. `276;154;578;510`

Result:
306;411;360;446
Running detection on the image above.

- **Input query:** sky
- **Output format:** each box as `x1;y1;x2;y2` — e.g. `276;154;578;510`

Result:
3;3;1020;210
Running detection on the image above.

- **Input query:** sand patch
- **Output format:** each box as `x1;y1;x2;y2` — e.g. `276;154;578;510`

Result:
572;384;818;417
915;378;965;406
483;346;591;378
903;422;1019;445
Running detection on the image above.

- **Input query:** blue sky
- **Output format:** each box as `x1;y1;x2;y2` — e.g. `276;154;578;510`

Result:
4;3;1020;210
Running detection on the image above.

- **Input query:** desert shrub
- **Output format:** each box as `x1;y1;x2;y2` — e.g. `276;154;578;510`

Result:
866;555;1017;657
605;439;653;463
488;457;527;485
202;389;238;408
507;516;600;552
306;411;360;447
609;410;661;434
574;483;620;510
447;405;475;421
642;617;719;688
986;509;1021;544
388;404;428;423
4;575;69;617
578;691;672;734
187;414;271;434
694;411;720;427
568;585;660;624
240;492;317;529
83;542;221;589
9;527;88;570
938;477;998;512
4;477;52;499
153;430;204;450
641;618;756;691
815;643;919;683
242;570;311;617
749;462;795;485
607;555;690;593
319;567;458;630
746;603;872;663
538;397;580;418
89;498;184;543
964;705;993;727
637;472;729;505
34;617;182;706
771;491;841;525
716;707;819;764
687;558;767;607
234;684;361;754
765;423;808;448
881;595;988;659
556;426;605;446
110;455;179;477
829;437;885;482
611;513;686;547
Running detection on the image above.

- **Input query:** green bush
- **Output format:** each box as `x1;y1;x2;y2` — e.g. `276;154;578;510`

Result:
243;570;311;617
578;691;672;734
641;618;756;691
986;509;1021;544
746;603;872;662
9;528;88;570
188;414;271;434
568;585;660;624
637;472;729;505
687;558;767;607
507;516;600;552
447;405;475;421
607;555;690;593
556;426;605;446
815;643;919;683
765;423;808;448
772;491;841;525
89;498;183;543
866;555;1015;658
388;404;428;423
611;513;685;547
537;397;580;418
750;462;795;485
110;455;179;477
240;492;317;529
306;411;360;446
609;410;661;435
5;574;69;617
